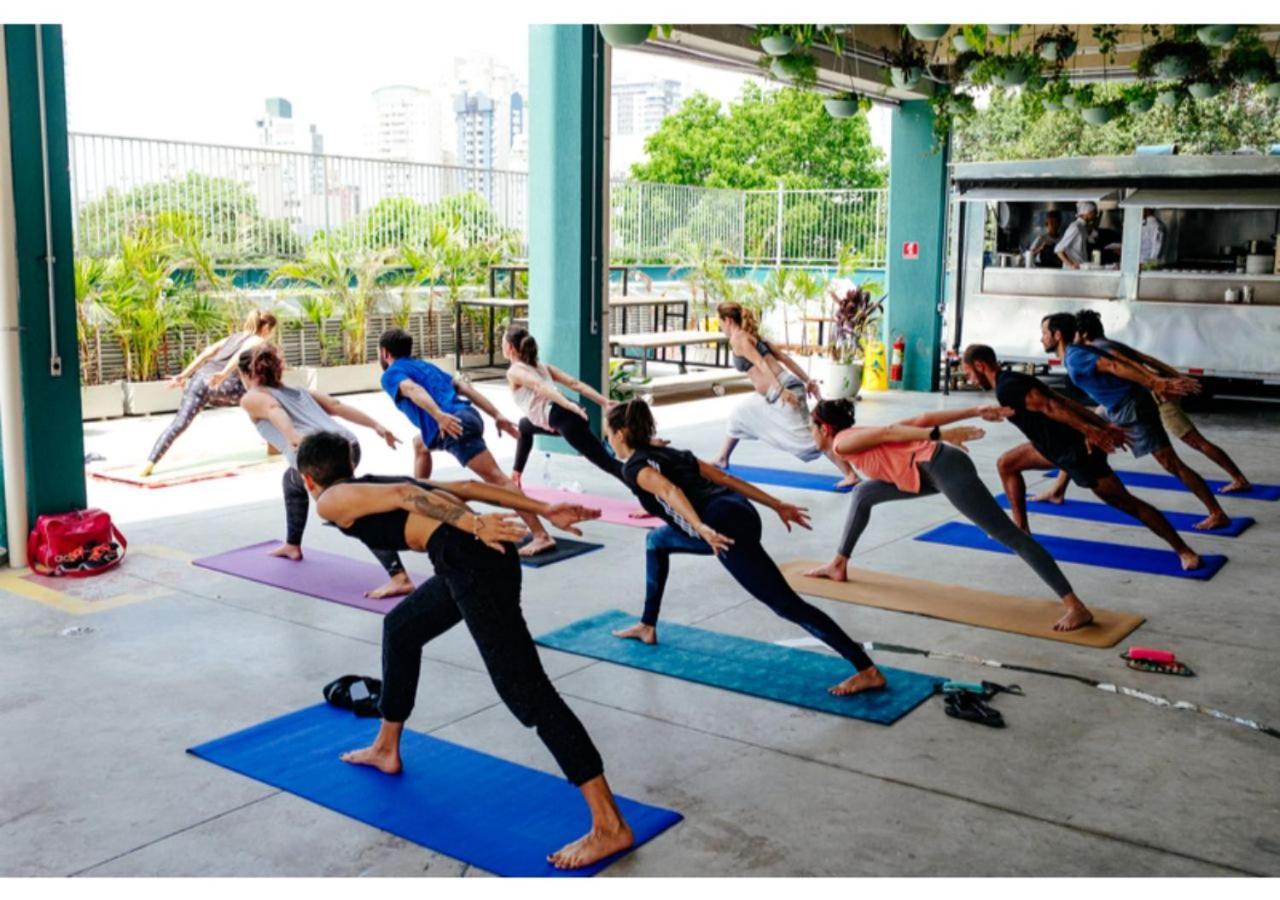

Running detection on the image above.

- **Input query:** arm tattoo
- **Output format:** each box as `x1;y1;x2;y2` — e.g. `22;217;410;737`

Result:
408;488;467;525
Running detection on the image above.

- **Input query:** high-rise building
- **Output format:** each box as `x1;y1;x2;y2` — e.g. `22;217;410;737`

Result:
609;79;681;176
256;97;297;150
369;85;449;164
454;87;527;194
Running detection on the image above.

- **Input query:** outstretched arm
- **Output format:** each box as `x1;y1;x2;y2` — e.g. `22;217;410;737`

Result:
547;364;612;409
1095;353;1198;397
1023;385;1128;453
634;467;733;555
833;423;986;456
510;366;585;418
173;337;226;383
453;378;520;439
209;335;265;385
900;405;1010;428
767;344;820;400
1119;344;1180;379
311;390;401;449
315;481;524;550
697;460;811;532
397;379;464;438
425;478;600;534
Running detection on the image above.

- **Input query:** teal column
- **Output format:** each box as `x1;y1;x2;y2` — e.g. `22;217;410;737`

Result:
528;25;606;456
4;25;86;523
885;100;947;392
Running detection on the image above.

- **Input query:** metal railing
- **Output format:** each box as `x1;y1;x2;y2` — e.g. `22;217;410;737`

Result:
69;133;887;267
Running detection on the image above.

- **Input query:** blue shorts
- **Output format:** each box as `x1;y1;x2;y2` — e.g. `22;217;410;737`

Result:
1107;395;1171;459
428;406;488;467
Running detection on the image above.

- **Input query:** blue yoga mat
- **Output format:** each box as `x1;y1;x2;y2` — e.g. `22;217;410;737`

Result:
517;536;605;568
189;704;682;877
915;521;1228;581
995;495;1255;537
1047;469;1280;502
536;610;941;724
724;464;854;493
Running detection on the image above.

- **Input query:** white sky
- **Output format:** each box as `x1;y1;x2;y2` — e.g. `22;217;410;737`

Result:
61;18;889;161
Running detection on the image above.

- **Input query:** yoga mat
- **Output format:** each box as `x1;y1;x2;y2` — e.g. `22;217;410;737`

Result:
90;453;280;488
915;522;1228;581
523;486;662;528
193;541;425;614
517;536;604;567
996;495;1255;538
1047;469;1280;502
189;703;682;877
724;464;854;493
780;561;1144;648
536;609;941;724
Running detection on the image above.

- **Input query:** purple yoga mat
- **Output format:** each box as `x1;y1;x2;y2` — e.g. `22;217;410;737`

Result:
192;540;427;614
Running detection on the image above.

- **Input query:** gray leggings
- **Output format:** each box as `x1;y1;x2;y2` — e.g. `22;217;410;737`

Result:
839;444;1075;598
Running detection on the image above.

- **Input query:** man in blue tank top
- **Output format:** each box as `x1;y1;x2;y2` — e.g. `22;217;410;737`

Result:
378;328;557;556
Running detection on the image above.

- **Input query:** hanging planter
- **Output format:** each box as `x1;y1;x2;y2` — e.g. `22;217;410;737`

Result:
990;57;1032;87
1266;81;1280;99
761;34;796;56
1188;79;1222;99
1041;77;1073;112
1081;105;1117;125
1137;40;1211;81
883;35;928;92
823;94;863;118
1035;27;1078;63
1061;91;1080;110
1196;24;1238;47
1121;81;1158;114
1223;35;1277;85
598;25;652;48
769;51;819;89
1156;85;1185;107
952;33;972;53
890;65;924;90
988;25;1020;37
906;25;950;42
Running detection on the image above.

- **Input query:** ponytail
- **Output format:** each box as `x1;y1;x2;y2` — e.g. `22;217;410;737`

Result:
505;324;539;366
716;302;760;338
238;343;284;388
606;398;657;447
242;310;278;336
811;398;856;433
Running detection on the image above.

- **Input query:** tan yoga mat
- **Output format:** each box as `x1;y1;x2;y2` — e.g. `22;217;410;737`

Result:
781;561;1144;648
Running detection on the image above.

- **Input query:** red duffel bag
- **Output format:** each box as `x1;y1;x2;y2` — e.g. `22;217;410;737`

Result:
27;508;127;577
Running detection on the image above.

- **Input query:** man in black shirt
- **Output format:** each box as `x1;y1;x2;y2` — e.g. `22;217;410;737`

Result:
962;345;1203;571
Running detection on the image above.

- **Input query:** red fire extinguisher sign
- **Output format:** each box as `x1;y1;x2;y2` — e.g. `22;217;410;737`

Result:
902;241;919;259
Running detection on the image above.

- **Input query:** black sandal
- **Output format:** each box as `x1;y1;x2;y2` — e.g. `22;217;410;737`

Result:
943;691;1005;728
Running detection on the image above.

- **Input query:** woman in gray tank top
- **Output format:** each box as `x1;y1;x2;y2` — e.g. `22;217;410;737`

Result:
140;311;278;476
236;344;413;600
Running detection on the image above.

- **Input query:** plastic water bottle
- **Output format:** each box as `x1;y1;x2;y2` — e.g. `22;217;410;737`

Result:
541;452;554;486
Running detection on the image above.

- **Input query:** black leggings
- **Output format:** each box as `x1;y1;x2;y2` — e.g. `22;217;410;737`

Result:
283;449;404;577
512;405;623;481
146;371;246;464
642;493;875;672
378;532;604;786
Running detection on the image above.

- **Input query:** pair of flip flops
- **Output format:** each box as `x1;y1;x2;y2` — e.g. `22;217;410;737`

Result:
937;680;1021;729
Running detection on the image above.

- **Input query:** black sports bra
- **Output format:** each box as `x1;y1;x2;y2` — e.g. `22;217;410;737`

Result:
324;474;438;552
732;337;772;373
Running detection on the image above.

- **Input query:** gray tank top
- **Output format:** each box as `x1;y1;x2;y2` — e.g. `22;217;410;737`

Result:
253;385;356;468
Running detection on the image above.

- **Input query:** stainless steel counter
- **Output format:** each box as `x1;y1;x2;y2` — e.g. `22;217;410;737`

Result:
981;267;1122;299
1137;272;1280;305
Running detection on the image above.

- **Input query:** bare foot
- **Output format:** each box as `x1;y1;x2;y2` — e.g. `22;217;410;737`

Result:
801;561;847;582
835;473;861;489
612;622;657;644
519;534;557;557
1053;602;1094;632
138;462;156;478
547;822;635;870
365;572;414;599
268;543;303;561
1194;511;1230;531
1030;489;1065;505
712;457;730;469
829;666;887;696
1178;549;1203;571
340;744;402;775
1218;479;1252;495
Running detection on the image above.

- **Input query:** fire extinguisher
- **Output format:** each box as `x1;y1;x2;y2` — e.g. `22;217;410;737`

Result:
890;334;906;383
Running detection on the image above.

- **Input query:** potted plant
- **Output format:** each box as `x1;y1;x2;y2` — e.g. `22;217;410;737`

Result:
753;24;797;57
1196;24;1238;47
927;88;975;149
823;91;864;118
1156;82;1186;107
990;50;1038;87
821;280;883;399
767;51;819;89
883;36;928;90
75;256;125;420
906;25;950;42
988;25;1020;37
598;25;652;48
1040;76;1073;111
1121;81;1159;114
1035;26;1078;63
951;25;986;54
1136;38;1211;81
952;50;983;83
1069;84;1121;124
1188;68;1224;99
1223;32;1276;85
1266;80;1280;99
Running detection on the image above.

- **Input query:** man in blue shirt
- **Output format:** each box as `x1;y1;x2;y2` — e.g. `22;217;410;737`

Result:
378;328;557;556
1041;313;1230;531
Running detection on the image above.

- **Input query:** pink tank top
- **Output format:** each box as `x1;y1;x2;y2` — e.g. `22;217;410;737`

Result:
837;427;938;494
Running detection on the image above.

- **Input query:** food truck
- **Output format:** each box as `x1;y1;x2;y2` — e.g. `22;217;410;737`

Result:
944;154;1280;388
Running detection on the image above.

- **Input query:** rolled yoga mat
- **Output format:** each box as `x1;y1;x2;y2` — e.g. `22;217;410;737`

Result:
522;485;662;528
536;609;942;725
189;703;682;877
995;495;1255;537
1047;469;1280;502
724;464;855;493
780;561;1144;648
915;521;1228;581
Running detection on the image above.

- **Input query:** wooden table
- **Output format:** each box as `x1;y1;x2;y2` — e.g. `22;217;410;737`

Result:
454;297;529;372
609;330;729;377
609;297;690;363
488;264;633;299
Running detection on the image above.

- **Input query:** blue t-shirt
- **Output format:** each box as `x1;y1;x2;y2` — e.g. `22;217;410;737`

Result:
1064;344;1138;415
381;357;472;445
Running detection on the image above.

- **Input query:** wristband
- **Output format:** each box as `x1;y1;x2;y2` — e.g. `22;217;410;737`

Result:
929;425;941;441
766;384;782;404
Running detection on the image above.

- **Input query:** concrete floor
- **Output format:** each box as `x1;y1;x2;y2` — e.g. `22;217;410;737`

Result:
3;383;1279;876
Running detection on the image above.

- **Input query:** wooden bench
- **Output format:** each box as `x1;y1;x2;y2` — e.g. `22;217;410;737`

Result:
454;297;529;372
609;329;729;376
616;368;751;400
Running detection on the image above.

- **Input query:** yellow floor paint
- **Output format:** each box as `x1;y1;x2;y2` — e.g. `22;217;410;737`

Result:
0;544;192;615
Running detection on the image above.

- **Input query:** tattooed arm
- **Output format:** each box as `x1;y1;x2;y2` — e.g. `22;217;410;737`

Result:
314;481;525;550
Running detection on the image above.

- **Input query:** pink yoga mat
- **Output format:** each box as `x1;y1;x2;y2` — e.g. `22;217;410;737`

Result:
521;486;661;528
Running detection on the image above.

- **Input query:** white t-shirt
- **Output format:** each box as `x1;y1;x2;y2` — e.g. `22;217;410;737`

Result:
1054;217;1091;265
509;360;555;429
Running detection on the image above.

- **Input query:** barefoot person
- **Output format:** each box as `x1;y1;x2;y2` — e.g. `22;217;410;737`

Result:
377;328;557;557
1037;309;1251;503
502;325;623;486
236;344;412;599
1042;313;1230;532
712;302;858;488
294;431;633;870
804;399;1095;632
961;343;1203;571
605;399;884;696
140;311;278;477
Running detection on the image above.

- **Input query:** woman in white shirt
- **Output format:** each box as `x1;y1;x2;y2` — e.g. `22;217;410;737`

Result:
503;325;624;485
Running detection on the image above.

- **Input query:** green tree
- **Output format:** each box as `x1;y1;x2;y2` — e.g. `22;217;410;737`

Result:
954;84;1280;161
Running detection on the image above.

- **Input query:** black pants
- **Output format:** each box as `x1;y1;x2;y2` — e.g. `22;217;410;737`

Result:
283;445;404;577
378;531;604;786
642;493;875;672
513;405;623;481
146;370;246;464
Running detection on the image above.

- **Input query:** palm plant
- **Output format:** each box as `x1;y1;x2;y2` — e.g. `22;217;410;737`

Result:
270;248;395;365
297;294;338;366
74;256;110;385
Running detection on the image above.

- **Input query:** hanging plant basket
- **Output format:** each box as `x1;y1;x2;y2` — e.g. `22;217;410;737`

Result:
1127;96;1156;113
760;34;796;56
599;25;652;48
906;25;950;41
1154;56;1193;79
824;96;861;118
1156;86;1184;107
988;25;1020;37
1189;80;1222;99
1035;30;1079;63
1266;81;1280;99
1196;24;1238;47
1081;105;1116;125
890;65;924;90
952;33;972;53
990;58;1032;87
1062;92;1080;110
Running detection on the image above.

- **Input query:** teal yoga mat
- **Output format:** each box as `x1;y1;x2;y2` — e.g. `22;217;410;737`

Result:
536;610;942;724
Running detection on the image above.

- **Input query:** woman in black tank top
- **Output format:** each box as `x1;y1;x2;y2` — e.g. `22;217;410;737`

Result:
295;432;638;870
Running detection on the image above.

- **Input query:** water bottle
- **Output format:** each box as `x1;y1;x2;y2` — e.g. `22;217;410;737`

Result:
541;452;554;486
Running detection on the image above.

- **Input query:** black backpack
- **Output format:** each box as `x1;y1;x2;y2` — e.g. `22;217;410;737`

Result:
322;675;383;718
